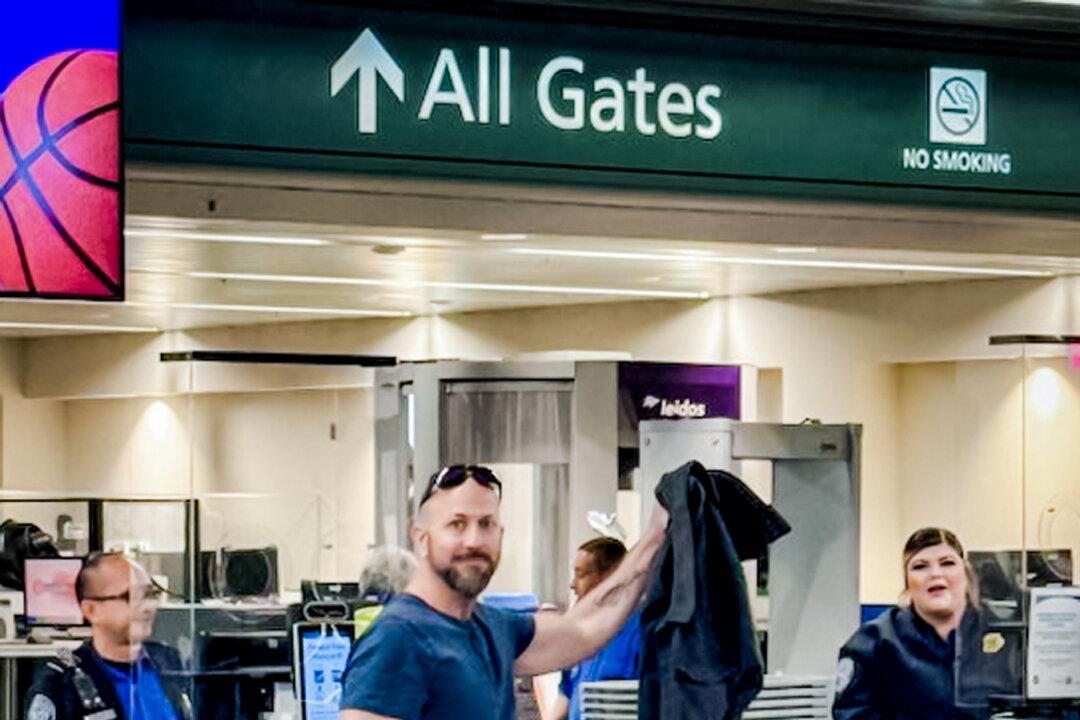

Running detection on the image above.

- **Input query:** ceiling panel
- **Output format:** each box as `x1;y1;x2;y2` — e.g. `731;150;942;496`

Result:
0;214;1075;336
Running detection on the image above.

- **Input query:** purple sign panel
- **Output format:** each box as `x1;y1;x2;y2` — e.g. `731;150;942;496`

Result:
618;362;741;426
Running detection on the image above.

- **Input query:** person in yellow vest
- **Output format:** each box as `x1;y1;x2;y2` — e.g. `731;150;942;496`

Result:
354;546;417;638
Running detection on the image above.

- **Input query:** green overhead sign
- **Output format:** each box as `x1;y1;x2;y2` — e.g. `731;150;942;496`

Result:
124;5;1080;208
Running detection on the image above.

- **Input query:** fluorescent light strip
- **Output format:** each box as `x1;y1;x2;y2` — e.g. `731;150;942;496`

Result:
481;233;529;241
186;271;710;300
0;322;159;333
506;248;1054;278
126;301;410;317
771;246;819;254
125;229;332;247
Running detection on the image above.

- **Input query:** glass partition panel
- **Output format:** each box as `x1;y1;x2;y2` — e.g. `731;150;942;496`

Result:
197;493;321;601
953;339;1080;713
103;500;189;598
1018;343;1080;707
0;500;92;558
174;361;372;720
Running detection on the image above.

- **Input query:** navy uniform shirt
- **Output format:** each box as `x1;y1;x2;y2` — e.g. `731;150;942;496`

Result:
559;611;641;720
340;593;535;720
833;605;1020;720
25;641;186;720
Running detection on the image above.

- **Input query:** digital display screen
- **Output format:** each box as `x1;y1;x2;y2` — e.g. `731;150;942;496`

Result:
0;1;122;299
24;557;84;626
295;624;353;720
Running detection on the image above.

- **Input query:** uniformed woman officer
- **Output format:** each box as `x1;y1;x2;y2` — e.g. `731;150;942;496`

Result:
832;527;1020;720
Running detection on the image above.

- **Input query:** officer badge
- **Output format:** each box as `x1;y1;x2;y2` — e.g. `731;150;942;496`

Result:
983;632;1005;654
835;657;855;693
28;695;56;720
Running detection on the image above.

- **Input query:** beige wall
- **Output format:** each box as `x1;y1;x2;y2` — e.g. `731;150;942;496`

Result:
4;274;1079;601
896;357;1080;595
0;339;65;488
0;380;374;589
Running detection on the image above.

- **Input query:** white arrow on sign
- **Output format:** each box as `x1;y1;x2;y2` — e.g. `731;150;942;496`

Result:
330;28;404;134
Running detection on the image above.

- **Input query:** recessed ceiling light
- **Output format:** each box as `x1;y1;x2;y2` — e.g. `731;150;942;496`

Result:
506;248;1054;278
0;322;159;333
480;233;529;241
187;271;710;300
124;229;332;247
126;301;411;317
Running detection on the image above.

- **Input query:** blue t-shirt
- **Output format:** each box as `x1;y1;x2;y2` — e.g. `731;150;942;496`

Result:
97;652;180;720
340;593;536;720
559;612;641;720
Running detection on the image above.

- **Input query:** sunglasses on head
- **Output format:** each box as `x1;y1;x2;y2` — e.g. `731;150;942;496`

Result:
420;465;502;506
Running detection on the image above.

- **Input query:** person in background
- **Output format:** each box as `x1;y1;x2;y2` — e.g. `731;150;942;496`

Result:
354;546;418;637
548;537;641;720
339;464;668;720
833;527;1017;720
25;553;189;720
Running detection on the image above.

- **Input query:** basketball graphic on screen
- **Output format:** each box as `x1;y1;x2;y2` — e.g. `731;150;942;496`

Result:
0;50;120;297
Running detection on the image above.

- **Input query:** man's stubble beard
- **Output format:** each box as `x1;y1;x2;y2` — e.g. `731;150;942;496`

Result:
438;552;500;600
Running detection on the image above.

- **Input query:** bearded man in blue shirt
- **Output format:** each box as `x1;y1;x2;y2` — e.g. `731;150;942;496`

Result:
339;465;668;720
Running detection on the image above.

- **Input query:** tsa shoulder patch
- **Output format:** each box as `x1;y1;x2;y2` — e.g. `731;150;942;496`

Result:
983;632;1006;654
27;695;56;720
835;657;856;694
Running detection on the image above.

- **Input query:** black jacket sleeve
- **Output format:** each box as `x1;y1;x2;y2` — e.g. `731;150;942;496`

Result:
832;625;883;720
25;659;79;720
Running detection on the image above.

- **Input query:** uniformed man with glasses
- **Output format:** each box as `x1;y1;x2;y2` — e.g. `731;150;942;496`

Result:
24;552;190;720
339;464;669;720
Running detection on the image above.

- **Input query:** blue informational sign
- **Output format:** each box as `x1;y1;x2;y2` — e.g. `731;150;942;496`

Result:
297;626;353;720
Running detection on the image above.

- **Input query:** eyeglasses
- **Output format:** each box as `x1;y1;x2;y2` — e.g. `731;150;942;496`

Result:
419;465;502;506
84;585;164;604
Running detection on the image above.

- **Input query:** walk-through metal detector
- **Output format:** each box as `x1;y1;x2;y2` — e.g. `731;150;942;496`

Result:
375;361;582;605
640;418;861;676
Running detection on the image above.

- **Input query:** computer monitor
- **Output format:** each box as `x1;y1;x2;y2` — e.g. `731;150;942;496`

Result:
199;547;279;600
23;557;84;626
292;622;355;720
301;580;362;605
970;549;1073;623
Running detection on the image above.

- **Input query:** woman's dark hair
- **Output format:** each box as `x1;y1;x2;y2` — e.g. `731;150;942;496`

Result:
902;527;964;570
900;527;979;605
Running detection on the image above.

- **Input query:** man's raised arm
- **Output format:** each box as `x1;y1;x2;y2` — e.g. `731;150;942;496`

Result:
514;507;669;676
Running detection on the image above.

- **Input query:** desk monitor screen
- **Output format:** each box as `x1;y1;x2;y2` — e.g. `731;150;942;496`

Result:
301;580;362;605
200;547;279;600
24;557;84;626
293;622;354;720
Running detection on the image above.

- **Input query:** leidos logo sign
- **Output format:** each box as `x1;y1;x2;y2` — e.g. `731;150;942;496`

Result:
930;68;985;145
642;395;707;418
902;66;1011;176
330;28;724;140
